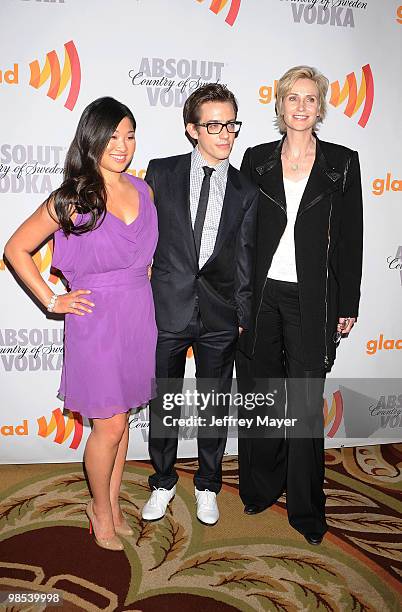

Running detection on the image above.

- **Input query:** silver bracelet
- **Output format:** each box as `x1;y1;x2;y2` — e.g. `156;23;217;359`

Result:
46;294;58;312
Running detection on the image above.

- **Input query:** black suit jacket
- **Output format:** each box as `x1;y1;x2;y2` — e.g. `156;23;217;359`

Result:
145;153;258;333
238;136;363;370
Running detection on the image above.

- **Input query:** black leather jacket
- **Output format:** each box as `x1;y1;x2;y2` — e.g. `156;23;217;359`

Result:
238;136;363;371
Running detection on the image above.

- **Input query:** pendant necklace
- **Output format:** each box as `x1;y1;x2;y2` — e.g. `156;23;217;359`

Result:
282;138;315;172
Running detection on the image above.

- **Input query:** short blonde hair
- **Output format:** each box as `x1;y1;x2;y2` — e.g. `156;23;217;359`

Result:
275;65;329;134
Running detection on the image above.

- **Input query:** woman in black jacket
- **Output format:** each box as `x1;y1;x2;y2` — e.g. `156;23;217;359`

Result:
237;65;363;545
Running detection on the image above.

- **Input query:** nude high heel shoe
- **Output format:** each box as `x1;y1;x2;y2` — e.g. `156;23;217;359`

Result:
114;514;134;537
86;500;124;551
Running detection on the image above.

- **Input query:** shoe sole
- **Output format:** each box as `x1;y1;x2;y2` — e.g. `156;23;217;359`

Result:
141;495;175;522
304;538;324;545
243;505;270;515
196;516;219;526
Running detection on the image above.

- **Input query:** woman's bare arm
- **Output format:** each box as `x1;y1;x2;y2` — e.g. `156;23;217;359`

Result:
4;203;94;315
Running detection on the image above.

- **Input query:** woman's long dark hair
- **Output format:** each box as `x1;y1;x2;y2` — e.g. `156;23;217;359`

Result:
47;97;136;235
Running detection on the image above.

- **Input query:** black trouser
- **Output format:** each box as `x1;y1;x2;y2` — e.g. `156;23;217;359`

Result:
149;302;238;493
237;279;327;536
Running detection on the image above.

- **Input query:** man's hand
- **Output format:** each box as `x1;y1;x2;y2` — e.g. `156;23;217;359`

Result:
239;327;244;336
337;317;356;335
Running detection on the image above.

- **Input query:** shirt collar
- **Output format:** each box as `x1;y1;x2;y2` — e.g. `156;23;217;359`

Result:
191;146;229;180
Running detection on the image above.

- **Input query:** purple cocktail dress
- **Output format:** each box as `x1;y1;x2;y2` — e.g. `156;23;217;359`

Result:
52;174;158;418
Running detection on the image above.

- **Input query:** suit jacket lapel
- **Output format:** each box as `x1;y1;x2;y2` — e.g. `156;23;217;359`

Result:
174;153;198;265
201;165;243;269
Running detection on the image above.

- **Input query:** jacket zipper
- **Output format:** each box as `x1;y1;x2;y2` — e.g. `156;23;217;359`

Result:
259;187;286;213
252;188;286;353
324;199;333;368
252;276;268;354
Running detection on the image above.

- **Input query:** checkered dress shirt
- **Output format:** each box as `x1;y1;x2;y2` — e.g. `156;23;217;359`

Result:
190;147;229;268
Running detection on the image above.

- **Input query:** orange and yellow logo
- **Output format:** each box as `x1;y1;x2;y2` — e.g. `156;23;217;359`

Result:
127;168;147;180
0;41;80;110
29;40;81;111
195;0;241;26
323;390;343;437
329;64;374;128
37;407;83;450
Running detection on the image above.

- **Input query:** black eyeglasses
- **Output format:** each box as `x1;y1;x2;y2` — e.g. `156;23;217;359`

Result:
195;121;242;134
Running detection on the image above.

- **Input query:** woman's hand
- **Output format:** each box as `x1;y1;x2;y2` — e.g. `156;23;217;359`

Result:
53;289;95;316
337;317;356;335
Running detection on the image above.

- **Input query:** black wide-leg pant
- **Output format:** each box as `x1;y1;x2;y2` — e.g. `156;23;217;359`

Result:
237;279;327;536
149;303;238;493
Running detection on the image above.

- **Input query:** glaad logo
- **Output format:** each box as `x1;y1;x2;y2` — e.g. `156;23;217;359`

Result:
0;143;64;193
0;41;80;110
286;0;368;28
329;64;374;128
0;64;18;84
0;328;63;372
195;0;241;27
129;58;225;108
29;40;81;110
0;420;28;436
259;80;278;105
37;408;83;450
387;246;402;286
323;390;343;437
372;173;402;196
366;334;402;355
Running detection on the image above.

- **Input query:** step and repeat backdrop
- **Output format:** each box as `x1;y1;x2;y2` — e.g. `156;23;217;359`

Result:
1;0;401;463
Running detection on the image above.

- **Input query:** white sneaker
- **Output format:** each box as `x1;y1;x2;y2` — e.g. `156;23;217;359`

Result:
141;485;176;521
195;488;219;525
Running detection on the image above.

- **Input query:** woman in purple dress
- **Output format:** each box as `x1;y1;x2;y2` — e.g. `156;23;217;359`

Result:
5;97;158;551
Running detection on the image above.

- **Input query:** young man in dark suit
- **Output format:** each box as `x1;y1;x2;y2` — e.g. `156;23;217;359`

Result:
142;84;258;525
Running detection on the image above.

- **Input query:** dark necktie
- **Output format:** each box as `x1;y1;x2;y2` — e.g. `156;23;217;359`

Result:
193;166;214;260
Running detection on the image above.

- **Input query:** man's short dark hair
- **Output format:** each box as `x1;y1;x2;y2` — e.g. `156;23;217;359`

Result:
183;84;238;146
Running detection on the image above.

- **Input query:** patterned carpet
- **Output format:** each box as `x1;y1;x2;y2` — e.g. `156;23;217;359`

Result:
0;444;401;611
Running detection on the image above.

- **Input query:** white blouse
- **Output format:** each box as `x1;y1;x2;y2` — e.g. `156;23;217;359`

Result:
268;176;309;283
